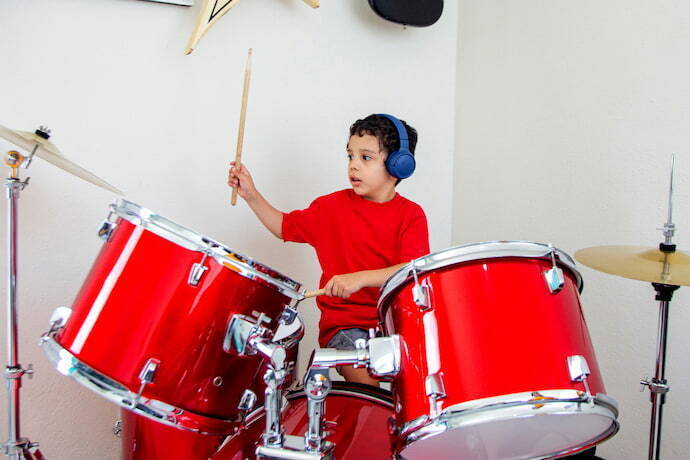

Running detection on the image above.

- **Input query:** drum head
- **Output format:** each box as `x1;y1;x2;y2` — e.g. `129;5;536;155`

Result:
379;241;582;311
400;406;618;459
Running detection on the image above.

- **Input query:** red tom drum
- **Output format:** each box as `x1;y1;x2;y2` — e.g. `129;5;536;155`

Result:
42;200;302;434
378;241;619;459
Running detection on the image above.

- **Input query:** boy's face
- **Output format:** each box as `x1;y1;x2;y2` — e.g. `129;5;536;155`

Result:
346;134;397;202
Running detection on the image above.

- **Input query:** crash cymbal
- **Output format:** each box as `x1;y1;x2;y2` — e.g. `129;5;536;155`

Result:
575;245;690;286
0;123;123;195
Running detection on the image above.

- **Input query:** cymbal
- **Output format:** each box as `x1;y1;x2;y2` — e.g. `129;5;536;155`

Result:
575;245;690;286
0;123;123;195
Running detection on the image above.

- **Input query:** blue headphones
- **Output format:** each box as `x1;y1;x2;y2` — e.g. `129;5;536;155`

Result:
377;113;416;179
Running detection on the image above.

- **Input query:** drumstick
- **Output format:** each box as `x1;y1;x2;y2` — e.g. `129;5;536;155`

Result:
231;48;253;206
303;288;325;298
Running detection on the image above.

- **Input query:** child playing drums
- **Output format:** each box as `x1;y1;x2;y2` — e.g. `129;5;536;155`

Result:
228;114;429;385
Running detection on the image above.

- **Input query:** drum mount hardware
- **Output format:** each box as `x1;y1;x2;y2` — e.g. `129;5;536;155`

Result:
254;359;336;459
225;326;400;459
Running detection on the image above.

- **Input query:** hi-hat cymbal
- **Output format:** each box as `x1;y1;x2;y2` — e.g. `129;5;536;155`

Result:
0;123;123;195
575;245;690;286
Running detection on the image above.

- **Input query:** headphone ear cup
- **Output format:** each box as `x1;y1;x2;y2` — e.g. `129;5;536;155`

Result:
386;150;416;179
377;113;415;180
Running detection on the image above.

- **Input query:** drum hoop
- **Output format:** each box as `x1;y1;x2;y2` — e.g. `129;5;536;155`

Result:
285;381;393;404
111;199;302;299
397;389;619;458
379;240;583;311
40;334;238;435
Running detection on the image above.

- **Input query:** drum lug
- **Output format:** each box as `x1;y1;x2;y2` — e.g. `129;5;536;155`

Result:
237;389;258;414
45;307;72;336
97;220;117;241
411;265;432;310
188;253;209;286
388;416;398;435
568;355;594;406
97;210;118;241
425;372;447;400
112;419;122;438
139;358;160;384
544;244;565;294
132;358;160;405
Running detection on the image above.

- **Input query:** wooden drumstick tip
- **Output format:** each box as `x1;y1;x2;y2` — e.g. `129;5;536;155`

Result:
230;48;253;207
303;288;326;298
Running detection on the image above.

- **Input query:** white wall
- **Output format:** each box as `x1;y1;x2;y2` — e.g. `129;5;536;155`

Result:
0;0;457;458
455;1;690;458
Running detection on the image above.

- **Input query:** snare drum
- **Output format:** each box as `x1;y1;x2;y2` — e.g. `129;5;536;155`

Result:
42;200;302;434
379;241;619;459
212;382;394;459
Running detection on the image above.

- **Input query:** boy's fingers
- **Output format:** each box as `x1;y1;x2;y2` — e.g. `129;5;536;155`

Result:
324;279;334;297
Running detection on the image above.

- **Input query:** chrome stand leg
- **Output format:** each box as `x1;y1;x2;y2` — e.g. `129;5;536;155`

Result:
641;283;679;460
2;177;39;459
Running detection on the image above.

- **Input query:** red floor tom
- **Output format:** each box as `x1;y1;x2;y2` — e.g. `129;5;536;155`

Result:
378;241;619;459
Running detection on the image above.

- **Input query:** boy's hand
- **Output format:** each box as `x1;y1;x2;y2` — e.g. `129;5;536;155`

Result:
228;161;258;202
323;272;369;298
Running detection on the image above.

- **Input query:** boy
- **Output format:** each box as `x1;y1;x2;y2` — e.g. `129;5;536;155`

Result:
228;114;429;386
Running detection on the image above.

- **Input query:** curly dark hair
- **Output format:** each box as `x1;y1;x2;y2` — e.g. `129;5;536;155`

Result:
349;114;417;155
349;114;418;184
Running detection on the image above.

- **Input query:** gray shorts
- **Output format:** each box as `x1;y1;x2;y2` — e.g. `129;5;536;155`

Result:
326;328;369;350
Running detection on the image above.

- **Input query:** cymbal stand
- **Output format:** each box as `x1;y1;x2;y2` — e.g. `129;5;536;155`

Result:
2;147;41;459
639;154;680;460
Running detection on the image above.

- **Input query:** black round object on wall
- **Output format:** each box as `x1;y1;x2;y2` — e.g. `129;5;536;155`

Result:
368;0;443;27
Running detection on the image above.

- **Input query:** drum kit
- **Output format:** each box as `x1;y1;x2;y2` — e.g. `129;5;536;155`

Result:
0;124;687;459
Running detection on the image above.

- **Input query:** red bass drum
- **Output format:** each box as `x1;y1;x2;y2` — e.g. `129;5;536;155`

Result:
213;382;394;460
41;200;302;434
378;241;619;459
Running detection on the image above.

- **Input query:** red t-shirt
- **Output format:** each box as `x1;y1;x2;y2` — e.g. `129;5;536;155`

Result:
282;189;430;346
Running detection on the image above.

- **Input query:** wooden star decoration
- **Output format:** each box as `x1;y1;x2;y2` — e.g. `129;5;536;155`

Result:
186;0;319;55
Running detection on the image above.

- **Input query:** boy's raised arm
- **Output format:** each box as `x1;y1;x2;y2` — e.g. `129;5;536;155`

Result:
228;162;283;239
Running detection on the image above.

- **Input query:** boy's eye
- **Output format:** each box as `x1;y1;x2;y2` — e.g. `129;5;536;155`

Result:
362;155;372;161
347;154;353;160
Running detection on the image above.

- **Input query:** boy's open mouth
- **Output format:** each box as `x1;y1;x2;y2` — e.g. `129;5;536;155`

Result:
350;176;362;186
